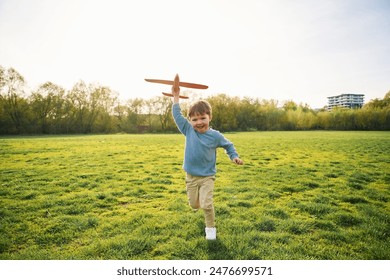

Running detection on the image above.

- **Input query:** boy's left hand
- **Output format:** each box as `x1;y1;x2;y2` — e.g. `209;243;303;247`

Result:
233;158;244;165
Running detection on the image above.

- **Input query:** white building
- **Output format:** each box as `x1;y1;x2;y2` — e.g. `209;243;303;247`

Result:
327;93;364;110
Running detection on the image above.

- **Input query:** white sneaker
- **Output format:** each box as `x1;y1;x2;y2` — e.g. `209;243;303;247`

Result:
205;227;217;240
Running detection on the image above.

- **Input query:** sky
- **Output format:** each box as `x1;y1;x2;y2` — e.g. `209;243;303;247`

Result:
0;0;389;108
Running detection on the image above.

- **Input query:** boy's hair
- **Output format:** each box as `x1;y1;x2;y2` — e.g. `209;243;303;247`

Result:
188;100;212;118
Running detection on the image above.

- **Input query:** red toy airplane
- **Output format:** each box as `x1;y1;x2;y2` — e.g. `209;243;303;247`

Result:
145;74;208;99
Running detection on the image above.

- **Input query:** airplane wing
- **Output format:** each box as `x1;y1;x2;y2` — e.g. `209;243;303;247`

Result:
145;79;208;89
162;92;189;99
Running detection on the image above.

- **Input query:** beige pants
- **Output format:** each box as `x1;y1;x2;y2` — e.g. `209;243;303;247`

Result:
185;173;216;228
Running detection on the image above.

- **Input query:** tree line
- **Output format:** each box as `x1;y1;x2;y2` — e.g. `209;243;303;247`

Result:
1;65;389;134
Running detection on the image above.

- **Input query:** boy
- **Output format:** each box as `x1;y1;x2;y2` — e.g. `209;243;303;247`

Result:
171;84;243;240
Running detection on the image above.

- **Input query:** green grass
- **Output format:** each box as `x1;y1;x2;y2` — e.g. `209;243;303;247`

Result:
0;131;389;260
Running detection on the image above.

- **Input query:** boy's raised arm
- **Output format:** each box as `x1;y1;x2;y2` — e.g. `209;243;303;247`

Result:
171;81;191;135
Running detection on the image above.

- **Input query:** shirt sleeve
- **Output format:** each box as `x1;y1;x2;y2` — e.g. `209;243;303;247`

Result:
217;133;239;160
172;103;191;135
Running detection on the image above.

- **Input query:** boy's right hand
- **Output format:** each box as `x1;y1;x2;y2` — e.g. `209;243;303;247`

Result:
172;84;180;96
172;74;180;103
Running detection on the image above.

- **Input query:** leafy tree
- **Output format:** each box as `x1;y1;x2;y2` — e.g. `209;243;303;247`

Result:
30;82;66;133
87;84;118;133
207;94;239;131
126;98;146;132
65;81;89;133
0;67;29;133
364;91;390;109
149;96;174;131
283;100;298;111
236;97;259;131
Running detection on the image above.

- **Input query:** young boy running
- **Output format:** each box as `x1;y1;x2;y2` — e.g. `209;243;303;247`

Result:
171;83;243;240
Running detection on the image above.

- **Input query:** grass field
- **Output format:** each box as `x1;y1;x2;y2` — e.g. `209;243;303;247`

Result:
0;131;389;260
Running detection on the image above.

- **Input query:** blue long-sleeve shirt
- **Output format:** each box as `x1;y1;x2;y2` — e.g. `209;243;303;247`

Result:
172;103;239;176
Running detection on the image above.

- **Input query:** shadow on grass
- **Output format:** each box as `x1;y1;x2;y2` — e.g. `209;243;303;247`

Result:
206;239;232;260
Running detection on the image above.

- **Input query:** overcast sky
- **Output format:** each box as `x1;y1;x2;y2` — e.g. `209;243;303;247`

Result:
1;0;389;108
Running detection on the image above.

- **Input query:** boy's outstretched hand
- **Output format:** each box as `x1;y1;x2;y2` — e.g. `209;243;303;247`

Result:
172;74;180;103
233;158;244;165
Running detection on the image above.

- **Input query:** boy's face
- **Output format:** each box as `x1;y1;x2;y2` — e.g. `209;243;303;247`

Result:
189;113;211;134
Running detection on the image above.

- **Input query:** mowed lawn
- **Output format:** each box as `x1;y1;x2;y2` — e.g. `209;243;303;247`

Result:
0;131;389;260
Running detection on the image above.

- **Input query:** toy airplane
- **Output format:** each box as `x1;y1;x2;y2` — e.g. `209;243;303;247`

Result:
145;74;208;99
